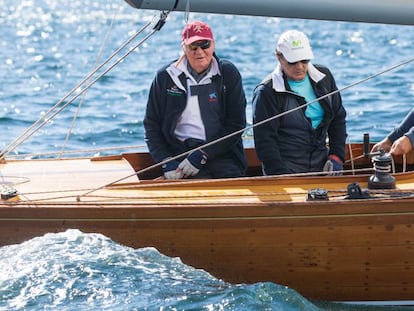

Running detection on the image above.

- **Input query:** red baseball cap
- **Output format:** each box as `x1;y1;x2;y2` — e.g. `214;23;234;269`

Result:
181;21;214;45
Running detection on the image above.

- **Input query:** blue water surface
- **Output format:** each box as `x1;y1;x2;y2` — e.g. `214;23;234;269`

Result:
1;1;414;310
1;0;414;157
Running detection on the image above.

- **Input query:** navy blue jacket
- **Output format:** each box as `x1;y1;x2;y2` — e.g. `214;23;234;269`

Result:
144;54;247;178
253;64;347;175
388;108;414;146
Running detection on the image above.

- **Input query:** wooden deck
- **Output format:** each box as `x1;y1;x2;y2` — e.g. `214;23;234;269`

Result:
0;156;138;202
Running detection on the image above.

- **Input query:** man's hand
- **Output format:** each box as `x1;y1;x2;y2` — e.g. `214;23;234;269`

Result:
371;138;392;153
162;159;184;179
178;150;208;177
389;136;413;155
323;154;343;176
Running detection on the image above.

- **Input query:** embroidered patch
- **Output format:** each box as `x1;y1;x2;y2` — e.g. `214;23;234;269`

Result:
167;85;184;96
208;92;218;103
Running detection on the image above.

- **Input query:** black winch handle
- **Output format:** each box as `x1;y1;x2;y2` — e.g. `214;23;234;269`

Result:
363;133;370;158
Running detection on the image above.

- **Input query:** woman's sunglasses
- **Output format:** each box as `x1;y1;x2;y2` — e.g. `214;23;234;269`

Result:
188;40;211;51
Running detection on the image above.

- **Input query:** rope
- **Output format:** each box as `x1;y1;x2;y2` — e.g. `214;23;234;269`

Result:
0;11;169;160
3;144;147;160
9;173;414;204
59;3;124;158
184;0;190;23
77;56;414;200
346;138;356;175
78;162;375;201
3;7;413;198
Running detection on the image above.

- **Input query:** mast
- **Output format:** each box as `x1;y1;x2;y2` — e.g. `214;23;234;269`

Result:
125;0;414;26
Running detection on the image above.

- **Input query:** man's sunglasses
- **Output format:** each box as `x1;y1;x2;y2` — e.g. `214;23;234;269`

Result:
188;40;211;51
287;59;310;66
277;53;310;66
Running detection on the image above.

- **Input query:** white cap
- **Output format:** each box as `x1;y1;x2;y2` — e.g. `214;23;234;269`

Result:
276;30;314;63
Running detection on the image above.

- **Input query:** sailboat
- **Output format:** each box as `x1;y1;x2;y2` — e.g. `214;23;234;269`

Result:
2;0;414;303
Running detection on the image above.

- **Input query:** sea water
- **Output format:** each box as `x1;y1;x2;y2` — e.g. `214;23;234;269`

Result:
0;230;411;311
1;1;414;310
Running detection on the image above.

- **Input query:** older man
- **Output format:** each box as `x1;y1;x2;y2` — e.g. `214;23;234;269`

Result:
144;21;247;179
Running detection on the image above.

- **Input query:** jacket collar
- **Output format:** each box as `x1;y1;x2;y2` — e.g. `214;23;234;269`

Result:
166;55;220;91
271;62;326;92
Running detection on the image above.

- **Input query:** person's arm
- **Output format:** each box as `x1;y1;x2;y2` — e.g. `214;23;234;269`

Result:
252;84;292;175
389;136;413;155
388;108;414;143
143;71;175;163
372;108;414;153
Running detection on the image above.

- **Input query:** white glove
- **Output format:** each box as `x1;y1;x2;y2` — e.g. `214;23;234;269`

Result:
164;169;184;180
323;158;343;176
162;159;184;179
178;158;199;177
323;159;333;173
178;150;208;177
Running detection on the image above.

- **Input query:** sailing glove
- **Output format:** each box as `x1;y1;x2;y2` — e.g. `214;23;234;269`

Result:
162;159;184;179
323;155;343;176
178;150;208;177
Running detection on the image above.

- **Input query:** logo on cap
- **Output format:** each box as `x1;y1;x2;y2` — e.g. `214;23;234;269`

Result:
193;25;204;33
182;21;214;45
291;39;303;49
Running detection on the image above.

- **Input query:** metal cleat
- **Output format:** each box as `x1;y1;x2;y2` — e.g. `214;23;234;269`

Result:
1;184;19;201
307;188;329;201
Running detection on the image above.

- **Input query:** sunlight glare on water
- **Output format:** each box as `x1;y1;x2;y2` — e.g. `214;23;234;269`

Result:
1;1;414;309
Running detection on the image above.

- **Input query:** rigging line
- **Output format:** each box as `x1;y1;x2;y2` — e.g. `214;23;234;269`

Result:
168;57;414;170
3;144;148;160
184;0;190;23
346;137;356;175
79;162;374;202
108;167;376;190
0;17;155;160
403;153;407;172
59;3;123;158
248;57;414;141
0;21;152;160
31;31;157;146
77;57;414;200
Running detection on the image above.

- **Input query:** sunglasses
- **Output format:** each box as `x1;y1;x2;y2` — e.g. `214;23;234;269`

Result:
277;53;310;66
188;40;211;51
287;59;310;66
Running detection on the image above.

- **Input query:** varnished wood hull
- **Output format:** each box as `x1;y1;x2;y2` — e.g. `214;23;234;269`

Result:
1;145;414;302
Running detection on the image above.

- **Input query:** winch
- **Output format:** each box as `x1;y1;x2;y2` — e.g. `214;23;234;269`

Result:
368;150;396;189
